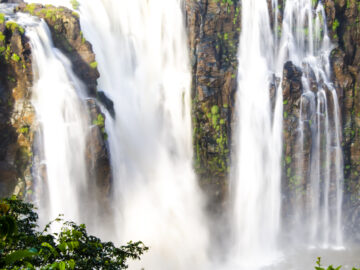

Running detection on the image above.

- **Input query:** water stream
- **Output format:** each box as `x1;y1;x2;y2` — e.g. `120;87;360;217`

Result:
231;0;281;267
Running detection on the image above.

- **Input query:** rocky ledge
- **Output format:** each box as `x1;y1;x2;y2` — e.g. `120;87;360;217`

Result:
0;4;111;200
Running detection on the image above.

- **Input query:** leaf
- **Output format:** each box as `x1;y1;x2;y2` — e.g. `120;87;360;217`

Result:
59;261;66;270
68;259;75;269
41;242;59;257
4;249;37;264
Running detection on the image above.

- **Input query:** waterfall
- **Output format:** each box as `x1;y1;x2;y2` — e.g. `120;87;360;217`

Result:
277;0;344;248
22;0;209;268
232;0;282;266
78;0;209;269
17;14;96;228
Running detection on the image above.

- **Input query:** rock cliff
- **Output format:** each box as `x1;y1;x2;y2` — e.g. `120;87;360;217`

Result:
185;0;240;211
0;4;111;200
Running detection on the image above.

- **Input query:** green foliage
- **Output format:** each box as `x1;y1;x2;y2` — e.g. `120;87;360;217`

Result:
70;0;80;11
285;156;292;164
18;126;29;134
211;105;219;115
0;13;5;24
93;114;108;140
93;114;104;127
6;22;25;35
315;257;359;270
90;61;98;69
24;4;37;15
11;53;20;63
0;32;5;42
332;19;340;39
0;196;148;269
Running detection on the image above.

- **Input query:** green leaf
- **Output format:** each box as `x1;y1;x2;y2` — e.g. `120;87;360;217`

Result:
4;249;37;264
41;242;59;257
59;261;66;270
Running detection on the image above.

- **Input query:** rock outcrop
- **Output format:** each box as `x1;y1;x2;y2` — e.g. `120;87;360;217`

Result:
17;3;99;96
0;17;34;198
0;4;111;199
185;0;240;211
322;0;360;238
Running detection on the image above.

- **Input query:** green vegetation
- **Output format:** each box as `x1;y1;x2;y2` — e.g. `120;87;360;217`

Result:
0;196;148;269
93;114;108;140
70;0;80;11
332;19;340;39
18;126;29;134
24;3;37;15
11;53;20;63
0;13;5;24
90;61;98;69
315;257;359;270
0;32;5;42
5;22;25;35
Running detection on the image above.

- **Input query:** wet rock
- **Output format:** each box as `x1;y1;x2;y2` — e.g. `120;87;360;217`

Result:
0;162;17;197
0;0;24;3
86;99;111;199
97;91;115;118
185;0;240;211
0;17;35;198
323;0;360;239
17;3;100;96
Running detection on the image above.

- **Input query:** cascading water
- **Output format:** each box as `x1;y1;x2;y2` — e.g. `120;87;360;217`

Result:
277;0;344;248
70;0;207;269
23;0;209;268
232;0;282;267
18;14;96;229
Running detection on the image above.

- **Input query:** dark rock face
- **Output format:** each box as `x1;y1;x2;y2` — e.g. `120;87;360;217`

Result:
185;0;240;211
0;5;111;199
0;0;24;3
17;3;100;96
282;61;305;201
86;99;111;200
0;18;35;198
322;0;360;238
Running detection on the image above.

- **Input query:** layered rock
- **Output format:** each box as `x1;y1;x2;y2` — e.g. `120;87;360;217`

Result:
0;17;34;198
0;5;111;199
185;0;240;210
322;0;360;237
17;3;99;96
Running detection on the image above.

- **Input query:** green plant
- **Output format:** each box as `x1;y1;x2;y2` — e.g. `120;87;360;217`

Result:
90;61;98;69
0;32;5;42
24;4;37;15
315;257;359;270
5;22;25;35
0;13;5;24
0;196;148;269
11;53;20;62
70;0;80;11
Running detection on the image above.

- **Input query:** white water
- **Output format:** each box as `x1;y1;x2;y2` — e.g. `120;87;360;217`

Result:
22;0;209;268
16;14;94;229
277;0;344;248
78;0;209;269
232;0;282;267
